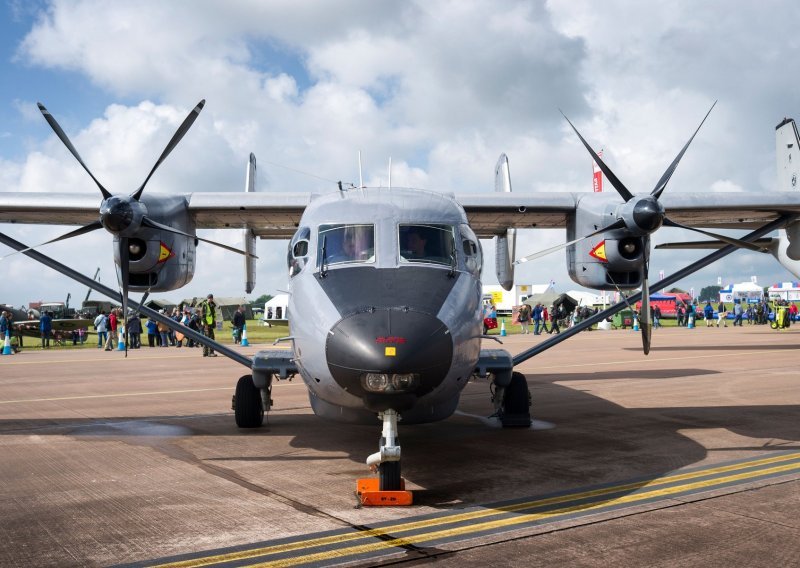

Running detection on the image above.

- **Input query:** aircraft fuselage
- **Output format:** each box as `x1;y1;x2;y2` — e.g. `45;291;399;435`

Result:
285;187;485;424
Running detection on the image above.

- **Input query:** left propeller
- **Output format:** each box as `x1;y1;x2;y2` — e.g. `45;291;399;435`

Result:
13;100;254;355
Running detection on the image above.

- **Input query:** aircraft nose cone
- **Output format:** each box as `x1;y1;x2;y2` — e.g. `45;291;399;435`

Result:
326;308;453;406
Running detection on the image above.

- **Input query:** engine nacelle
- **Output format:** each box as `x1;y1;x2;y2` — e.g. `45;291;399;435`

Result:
567;196;644;290
113;195;196;292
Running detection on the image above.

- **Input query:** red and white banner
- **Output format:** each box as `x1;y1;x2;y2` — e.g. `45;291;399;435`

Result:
592;150;603;193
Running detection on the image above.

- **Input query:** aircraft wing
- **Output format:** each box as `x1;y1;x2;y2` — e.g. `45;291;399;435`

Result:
4;190;800;240
0;191;313;240
186;192;312;238
457;191;800;237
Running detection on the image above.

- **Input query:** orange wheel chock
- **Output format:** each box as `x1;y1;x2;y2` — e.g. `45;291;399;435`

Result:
356;478;413;506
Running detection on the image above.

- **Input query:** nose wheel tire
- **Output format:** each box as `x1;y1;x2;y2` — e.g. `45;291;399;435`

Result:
234;374;264;428
379;460;402;491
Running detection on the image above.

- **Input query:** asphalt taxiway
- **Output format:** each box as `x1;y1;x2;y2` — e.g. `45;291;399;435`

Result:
1;326;798;567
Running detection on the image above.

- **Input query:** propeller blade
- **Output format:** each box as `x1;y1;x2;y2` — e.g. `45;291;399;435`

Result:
560;110;634;202
0;221;103;261
515;219;626;265
37;103;112;200
131;100;206;201
655;238;774;251
510;214;793;367
662;218;770;252
120;236;130;358
651;101;717;199
640;239;652;355
140;216;258;258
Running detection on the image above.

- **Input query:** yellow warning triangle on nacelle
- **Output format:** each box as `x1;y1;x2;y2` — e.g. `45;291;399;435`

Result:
589;241;607;262
158;242;175;263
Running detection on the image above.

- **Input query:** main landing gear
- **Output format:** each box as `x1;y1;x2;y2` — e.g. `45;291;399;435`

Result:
232;349;297;427
357;409;413;506
476;349;532;427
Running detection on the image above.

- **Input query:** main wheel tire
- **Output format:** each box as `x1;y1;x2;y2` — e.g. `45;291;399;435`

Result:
234;374;264;428
379;461;402;491
501;371;531;427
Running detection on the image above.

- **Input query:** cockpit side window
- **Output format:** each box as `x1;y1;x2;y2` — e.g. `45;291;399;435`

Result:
460;224;482;276
287;227;311;277
318;224;375;268
399;224;455;266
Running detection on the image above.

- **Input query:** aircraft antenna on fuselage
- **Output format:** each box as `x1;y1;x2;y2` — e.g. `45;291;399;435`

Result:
358;151;364;188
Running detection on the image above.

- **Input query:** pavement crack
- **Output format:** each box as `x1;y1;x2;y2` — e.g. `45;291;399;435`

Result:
146;439;353;524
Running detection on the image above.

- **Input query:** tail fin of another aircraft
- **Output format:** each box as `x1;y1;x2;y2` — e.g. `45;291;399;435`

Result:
776;118;800;192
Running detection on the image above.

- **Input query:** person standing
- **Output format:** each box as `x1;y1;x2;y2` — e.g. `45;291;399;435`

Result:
550;304;562;334
676;304;685;327
94;311;108;348
517;304;530;334
39;311;53;348
733;300;744;326
0;310;9;344
703;301;714;327
532;302;543;335
717;301;728;327
200;294;218;357
157;310;170;347
232;305;246;344
126;315;142;349
104;308;118;350
653;304;662;329
145;316;158;347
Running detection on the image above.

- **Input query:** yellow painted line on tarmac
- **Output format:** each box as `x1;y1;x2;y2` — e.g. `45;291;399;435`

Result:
148;451;800;568
253;460;800;568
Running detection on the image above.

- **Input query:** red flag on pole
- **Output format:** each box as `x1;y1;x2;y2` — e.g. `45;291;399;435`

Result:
592;150;603;193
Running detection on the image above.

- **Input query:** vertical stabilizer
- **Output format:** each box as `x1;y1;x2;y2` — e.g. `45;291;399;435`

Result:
776;118;800;192
494;154;516;291
243;153;257;294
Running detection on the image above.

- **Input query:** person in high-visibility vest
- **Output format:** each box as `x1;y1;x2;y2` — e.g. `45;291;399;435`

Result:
200;293;218;357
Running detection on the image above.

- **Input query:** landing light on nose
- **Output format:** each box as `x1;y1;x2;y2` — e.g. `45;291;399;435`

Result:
362;372;420;393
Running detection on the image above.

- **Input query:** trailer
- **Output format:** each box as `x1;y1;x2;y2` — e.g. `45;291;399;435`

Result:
481;284;539;316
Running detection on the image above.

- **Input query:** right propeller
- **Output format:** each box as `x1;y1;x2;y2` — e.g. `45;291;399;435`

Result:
517;102;771;355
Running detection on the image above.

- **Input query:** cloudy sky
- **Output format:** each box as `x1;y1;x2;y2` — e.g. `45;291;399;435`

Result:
1;0;799;309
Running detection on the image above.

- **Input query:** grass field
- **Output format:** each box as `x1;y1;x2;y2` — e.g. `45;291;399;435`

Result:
11;320;291;351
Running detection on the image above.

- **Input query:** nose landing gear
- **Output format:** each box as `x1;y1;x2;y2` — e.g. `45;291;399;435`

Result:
357;409;413;506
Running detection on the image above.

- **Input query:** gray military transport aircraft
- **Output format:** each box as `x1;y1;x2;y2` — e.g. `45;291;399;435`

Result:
1;100;799;498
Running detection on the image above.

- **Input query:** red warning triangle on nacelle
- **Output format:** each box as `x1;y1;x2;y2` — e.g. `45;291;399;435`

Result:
157;242;175;263
589;241;607;262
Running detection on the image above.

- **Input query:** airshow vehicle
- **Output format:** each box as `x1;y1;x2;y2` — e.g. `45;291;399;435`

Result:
1;100;799;498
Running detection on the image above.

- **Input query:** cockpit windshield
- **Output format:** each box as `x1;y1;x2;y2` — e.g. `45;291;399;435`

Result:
318;224;375;266
398;224;455;265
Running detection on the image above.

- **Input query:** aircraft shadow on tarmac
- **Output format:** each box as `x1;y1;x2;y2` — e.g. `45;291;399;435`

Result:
530;368;721;381
2;379;798;510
